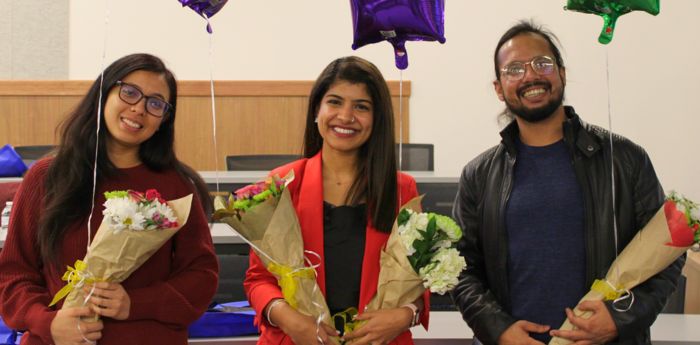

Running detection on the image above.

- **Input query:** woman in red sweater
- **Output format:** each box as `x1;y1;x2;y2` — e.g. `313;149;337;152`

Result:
0;53;218;345
244;56;429;345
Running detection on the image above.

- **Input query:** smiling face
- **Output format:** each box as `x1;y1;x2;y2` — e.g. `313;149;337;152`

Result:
316;80;374;157
103;70;170;157
494;33;566;123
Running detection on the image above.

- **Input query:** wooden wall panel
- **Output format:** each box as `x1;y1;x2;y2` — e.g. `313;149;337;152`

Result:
0;81;410;170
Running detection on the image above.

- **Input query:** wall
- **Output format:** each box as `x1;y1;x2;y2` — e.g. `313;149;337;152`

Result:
13;0;700;200
0;0;69;78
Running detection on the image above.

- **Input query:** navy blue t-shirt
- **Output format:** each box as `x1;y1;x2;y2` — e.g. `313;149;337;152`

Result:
505;139;587;342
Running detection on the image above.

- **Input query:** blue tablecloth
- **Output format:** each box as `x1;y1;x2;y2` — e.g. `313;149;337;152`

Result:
0;317;20;345
1;301;256;342
189;301;258;338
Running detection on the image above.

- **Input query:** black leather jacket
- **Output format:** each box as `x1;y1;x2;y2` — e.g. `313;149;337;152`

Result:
451;107;684;345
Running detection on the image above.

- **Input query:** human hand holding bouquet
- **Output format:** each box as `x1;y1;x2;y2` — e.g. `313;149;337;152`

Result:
213;172;334;339
550;192;698;345
49;189;192;321
340;197;467;336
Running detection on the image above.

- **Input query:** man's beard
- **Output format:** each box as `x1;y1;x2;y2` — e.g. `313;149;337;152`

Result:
505;81;564;123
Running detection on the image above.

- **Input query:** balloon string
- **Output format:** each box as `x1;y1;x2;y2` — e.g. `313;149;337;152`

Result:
204;14;221;195
605;48;619;254
398;70;403;205
86;0;110;252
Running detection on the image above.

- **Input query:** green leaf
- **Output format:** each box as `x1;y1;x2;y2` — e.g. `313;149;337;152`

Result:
398;209;411;226
425;216;437;241
104;190;128;199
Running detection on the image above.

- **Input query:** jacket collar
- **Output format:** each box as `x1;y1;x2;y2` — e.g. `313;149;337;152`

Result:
499;106;601;158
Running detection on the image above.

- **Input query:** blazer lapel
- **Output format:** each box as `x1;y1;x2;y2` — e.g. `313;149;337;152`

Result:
358;221;389;312
295;152;327;294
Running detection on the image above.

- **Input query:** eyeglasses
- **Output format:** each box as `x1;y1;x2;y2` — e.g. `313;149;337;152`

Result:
115;81;172;118
500;55;556;81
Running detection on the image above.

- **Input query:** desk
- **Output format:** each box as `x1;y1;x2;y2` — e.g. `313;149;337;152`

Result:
188;312;700;344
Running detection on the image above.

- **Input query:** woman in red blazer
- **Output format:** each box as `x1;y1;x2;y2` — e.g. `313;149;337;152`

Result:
244;56;429;345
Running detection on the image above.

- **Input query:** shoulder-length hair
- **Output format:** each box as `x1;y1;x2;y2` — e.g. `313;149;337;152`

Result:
39;53;212;263
303;56;398;233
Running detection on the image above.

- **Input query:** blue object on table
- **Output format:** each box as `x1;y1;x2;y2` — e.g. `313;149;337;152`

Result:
0;317;21;345
0;145;27;177
189;301;258;338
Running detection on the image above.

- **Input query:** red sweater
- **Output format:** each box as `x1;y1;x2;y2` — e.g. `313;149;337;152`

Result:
0;158;219;345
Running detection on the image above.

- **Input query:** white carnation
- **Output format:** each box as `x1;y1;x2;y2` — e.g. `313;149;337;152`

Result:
400;225;423;255
676;202;687;214
690;206;700;222
418;248;467;295
413;213;429;231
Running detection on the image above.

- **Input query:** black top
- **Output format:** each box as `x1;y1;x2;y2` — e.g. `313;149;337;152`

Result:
323;201;366;315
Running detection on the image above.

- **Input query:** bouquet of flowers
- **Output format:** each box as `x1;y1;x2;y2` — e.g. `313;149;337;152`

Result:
550;192;699;345
49;189;193;316
213;172;332;330
339;197;466;332
398;206;467;295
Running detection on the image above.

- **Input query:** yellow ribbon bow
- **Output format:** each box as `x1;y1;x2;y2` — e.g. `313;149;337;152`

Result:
332;307;363;336
591;279;624;301
267;262;316;309
49;260;98;307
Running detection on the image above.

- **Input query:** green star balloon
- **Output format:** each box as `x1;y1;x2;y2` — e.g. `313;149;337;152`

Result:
565;0;660;44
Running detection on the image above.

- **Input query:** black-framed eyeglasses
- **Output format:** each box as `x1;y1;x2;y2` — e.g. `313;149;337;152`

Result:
500;55;556;81
115;81;172;118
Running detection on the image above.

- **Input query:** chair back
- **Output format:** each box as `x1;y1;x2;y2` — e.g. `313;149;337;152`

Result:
396;143;434;171
226;154;300;171
13;145;55;167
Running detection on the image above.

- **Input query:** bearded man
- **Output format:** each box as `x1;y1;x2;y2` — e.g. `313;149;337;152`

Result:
450;20;683;345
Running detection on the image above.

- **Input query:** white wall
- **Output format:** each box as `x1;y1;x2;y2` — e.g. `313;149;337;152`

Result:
68;0;699;200
0;0;68;78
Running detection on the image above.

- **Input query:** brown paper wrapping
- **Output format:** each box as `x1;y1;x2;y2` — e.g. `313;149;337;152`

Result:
217;172;332;327
61;194;193;316
550;206;687;345
365;196;425;313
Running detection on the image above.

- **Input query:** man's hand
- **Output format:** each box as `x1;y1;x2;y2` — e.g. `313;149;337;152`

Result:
498;320;549;345
549;301;618;344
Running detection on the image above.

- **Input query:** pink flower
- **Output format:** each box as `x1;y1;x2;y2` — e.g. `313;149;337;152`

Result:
128;190;145;202
145;189;166;203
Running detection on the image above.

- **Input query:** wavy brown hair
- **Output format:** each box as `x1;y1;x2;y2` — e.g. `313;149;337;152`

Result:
303;56;398;233
39;53;212;263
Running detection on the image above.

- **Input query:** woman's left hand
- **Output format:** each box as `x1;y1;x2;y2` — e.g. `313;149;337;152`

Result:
342;307;413;345
83;282;131;320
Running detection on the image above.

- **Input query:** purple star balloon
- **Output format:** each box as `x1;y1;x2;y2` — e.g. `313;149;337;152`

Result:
350;0;446;70
179;0;229;33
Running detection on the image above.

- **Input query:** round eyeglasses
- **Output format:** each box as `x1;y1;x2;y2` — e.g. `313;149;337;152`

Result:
115;81;172;118
500;55;556;81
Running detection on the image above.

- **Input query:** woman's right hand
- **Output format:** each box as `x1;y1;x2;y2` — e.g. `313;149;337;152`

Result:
270;301;339;345
50;307;104;345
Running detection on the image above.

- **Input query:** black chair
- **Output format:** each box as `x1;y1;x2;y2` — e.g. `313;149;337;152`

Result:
226;154;301;171
213;253;249;304
13;145;55;167
396;143;434;171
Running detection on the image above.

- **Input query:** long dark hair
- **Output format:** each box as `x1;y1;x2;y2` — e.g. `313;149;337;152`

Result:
39;53;212;263
303;56;398;233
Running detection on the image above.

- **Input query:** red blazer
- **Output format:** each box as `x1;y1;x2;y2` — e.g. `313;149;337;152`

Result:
244;152;430;345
